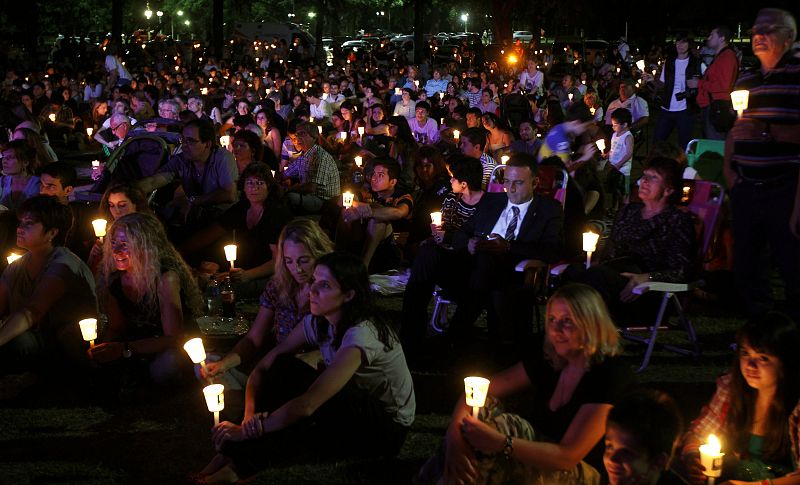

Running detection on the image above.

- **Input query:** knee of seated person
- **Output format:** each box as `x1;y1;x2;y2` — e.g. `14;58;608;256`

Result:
1;331;45;366
149;348;188;384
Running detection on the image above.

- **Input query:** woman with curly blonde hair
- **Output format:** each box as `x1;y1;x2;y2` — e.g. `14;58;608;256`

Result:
89;212;204;384
201;219;333;389
417;283;632;485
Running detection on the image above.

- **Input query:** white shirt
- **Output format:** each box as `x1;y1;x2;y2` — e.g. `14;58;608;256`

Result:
659;57;689;112
309;99;331;120
490;198;534;240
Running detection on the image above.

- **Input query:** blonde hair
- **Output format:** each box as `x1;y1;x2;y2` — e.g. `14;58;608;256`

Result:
274;219;334;302
98;213;204;319
544;283;621;369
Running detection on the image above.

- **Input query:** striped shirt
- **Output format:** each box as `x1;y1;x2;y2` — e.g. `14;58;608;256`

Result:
284;144;341;200
732;53;800;171
480;153;497;191
441;192;480;236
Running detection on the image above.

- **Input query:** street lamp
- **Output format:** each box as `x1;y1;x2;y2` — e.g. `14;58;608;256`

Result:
144;4;153;41
156;10;163;35
308;11;315;18
461;13;469;33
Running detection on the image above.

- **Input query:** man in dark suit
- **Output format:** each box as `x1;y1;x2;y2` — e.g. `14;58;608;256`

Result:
401;153;563;356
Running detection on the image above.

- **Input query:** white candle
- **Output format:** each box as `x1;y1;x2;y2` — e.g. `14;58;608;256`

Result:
86;127;94;137
92;160;100;169
309;116;314;123
699;434;724;481
583;231;600;269
219;135;230;148
6;252;22;265
201;87;208;95
203;384;225;426
79;318;98;347
317;125;322;135
394;88;401;95
590;107;596;116
568;93;573;101
339;131;347;141
354;156;363;168
184;337;208;373
223;244;237;269
48;113;56;122
500;155;509;164
357;126;365;137
730;90;749;116
430;211;442;226
464;376;490;419
636;59;645;71
342;191;354;209
595;139;606;152
453;129;460;141
91;219;107;239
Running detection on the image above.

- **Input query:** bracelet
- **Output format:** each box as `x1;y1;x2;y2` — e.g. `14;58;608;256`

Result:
501;435;514;459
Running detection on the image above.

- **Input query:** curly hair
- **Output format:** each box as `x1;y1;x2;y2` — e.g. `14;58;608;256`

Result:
274;219;334;303
98;212;204;320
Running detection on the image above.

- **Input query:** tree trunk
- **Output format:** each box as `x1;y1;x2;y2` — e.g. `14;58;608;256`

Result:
212;0;224;59
413;0;423;64
492;0;519;44
315;0;325;64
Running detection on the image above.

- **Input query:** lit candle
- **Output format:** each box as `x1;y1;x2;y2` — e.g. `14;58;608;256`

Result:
339;131;347;141
464;376;490;419
394;88;401;95
583;231;600;269
86;127;94;137
636;59;645;71
414;80;419;87
500;155;510;164
91;160;100;169
590;107;596;116
48;113;56;122
357;126;365;137
203;384;225;426
730;90;749;116
595;139;606;152
439;92;444;100
453;129;460;141
219;135;230;148
317;125;322;135
699;434;724;484
309;116;314;122
430;211;443;226
354;156;363;168
223;244;237;269
79;318;98;348
568;93;573;101
183;337;208;373
91;219;107;241
6;252;22;265
201;87;208;95
342;191;354;209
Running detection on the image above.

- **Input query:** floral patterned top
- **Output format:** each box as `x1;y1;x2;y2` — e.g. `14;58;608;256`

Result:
259;278;308;344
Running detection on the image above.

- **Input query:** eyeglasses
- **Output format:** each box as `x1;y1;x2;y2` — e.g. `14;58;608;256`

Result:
750;24;791;36
111;123;126;131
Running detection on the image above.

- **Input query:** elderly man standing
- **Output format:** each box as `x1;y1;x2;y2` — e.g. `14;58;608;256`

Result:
725;8;800;321
688;26;740;140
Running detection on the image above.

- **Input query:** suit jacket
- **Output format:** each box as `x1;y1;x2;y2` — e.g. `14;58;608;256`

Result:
453;192;563;264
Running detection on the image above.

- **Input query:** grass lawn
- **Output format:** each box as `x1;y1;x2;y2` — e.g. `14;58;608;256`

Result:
0;293;745;485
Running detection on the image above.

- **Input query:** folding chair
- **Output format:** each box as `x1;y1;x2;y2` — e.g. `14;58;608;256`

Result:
685;139;725;184
685;139;724;168
622;180;725;372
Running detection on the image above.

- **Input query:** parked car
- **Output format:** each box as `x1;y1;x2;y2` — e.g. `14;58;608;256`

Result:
513;31;534;43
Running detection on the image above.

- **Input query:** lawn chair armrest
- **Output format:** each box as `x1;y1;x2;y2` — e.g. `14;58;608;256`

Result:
632;281;699;295
514;259;547;273
549;263;570;277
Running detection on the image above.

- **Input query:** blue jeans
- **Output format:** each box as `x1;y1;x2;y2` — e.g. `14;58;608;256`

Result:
654;108;696;150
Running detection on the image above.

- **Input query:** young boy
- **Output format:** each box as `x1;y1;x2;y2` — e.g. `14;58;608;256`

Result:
604;108;634;214
604;390;687;485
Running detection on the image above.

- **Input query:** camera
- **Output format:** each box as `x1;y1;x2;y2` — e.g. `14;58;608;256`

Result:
675;91;687;101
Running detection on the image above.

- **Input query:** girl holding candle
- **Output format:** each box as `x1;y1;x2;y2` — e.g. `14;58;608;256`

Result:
678;313;800;485
88;183;151;274
416;283;633;485
200;219;333;389
90;213;204;384
194;252;414;484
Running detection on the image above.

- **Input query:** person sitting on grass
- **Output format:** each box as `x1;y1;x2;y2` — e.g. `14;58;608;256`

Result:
0;196;97;375
678;312;800;485
89;212;204;386
604;390;687;485
87;183;151;274
200;220;334;390
336;157;413;273
38;162;95;261
193;252;415;485
415;283;633;485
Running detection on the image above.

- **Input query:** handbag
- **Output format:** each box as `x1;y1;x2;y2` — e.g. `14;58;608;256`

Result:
709;96;736;133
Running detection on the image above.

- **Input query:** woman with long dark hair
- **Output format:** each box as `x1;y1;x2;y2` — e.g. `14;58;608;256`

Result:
387;115;417;192
679;313;800;484
193;252;415;484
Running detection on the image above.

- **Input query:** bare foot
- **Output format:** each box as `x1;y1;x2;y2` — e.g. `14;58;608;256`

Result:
198;453;231;477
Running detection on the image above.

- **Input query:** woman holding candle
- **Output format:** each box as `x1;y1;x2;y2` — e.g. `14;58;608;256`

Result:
200;219;333;389
87;183;151;273
0;196;96;373
678;313;800;485
416;283;633;485
407;146;451;247
90;212;204;384
194;252;414;484
181;163;292;298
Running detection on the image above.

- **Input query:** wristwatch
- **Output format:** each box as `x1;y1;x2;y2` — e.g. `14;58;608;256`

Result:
123;342;132;359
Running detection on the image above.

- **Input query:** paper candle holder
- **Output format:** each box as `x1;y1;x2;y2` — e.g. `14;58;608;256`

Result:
92;219;108;239
636;60;645;71
223;244;237;269
6;252;22;265
699;434;724;478
430;211;443;226
183;337;207;365
219;135;230;148
583;231;600;269
500;155;510;164
464;376;490;418
730;90;749;115
342;191;354;209
453;129;460;141
595;139;606;152
203;383;225;426
354;156;363;168
357;126;365;136
79;318;98;346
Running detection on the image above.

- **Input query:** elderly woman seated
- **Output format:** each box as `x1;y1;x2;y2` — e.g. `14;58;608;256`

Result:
562;157;696;325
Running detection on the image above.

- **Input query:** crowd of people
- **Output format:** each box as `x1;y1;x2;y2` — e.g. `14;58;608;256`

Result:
0;6;799;484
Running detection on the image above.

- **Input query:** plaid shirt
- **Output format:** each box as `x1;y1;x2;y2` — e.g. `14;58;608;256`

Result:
284;144;340;200
683;373;800;470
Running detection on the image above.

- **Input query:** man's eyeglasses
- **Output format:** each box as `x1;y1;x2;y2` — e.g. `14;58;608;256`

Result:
750;24;791;36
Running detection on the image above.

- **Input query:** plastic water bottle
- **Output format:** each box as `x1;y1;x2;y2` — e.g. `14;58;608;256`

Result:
205;276;221;317
220;277;236;320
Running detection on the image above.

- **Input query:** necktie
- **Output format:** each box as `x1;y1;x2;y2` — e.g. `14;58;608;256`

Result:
505;206;520;241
